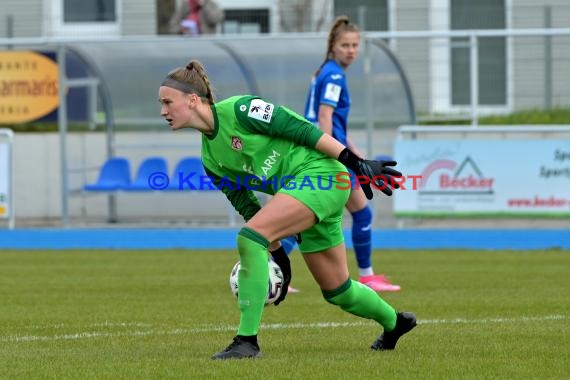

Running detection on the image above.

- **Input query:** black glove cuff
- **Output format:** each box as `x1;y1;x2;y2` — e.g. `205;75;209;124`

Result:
337;148;361;172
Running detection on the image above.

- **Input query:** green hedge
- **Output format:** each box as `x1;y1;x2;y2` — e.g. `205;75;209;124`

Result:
420;108;570;126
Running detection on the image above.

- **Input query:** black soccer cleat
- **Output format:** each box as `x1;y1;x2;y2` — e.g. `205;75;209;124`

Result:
371;311;417;350
211;336;262;360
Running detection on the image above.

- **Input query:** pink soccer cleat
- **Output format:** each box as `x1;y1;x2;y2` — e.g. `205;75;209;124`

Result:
359;274;401;292
287;285;300;294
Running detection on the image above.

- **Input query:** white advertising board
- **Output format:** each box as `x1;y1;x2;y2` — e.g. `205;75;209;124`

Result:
394;140;570;216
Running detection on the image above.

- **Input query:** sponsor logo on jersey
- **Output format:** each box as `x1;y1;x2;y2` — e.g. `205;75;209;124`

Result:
261;150;281;175
330;74;343;80
324;83;341;102
231;136;243;151
248;98;274;123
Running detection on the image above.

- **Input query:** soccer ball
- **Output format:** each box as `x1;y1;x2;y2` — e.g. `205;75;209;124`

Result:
229;260;284;305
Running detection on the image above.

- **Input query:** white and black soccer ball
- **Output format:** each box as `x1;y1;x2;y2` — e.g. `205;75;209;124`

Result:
229;260;284;305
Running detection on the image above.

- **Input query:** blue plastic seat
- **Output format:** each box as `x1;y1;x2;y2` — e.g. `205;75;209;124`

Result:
84;157;132;191
123;156;169;191
167;156;216;191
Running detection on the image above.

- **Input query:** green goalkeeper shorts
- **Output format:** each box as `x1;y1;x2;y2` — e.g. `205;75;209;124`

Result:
278;159;350;253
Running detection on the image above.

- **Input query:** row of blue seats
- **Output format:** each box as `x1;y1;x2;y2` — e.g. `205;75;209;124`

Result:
84;156;215;192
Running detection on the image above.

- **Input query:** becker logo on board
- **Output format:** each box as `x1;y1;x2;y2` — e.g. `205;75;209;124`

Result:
418;156;495;195
0;51;59;123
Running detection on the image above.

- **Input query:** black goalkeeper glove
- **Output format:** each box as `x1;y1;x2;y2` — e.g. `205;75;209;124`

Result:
270;245;291;306
338;148;402;199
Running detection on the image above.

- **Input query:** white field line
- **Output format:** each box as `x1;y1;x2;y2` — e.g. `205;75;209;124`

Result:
1;314;566;343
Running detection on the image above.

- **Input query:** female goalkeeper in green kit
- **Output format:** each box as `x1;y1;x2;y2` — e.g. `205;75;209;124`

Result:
158;59;416;360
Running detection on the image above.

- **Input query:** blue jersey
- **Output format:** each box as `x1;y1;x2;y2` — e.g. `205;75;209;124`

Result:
304;59;351;146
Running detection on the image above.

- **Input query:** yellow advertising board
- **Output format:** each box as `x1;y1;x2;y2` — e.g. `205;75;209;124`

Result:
0;51;59;123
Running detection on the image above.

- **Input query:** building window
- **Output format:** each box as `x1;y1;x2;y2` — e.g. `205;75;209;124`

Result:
450;0;506;105
50;0;120;37
223;9;269;34
334;0;388;31
64;0;116;23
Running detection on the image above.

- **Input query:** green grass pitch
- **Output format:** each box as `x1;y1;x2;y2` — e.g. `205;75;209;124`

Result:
0;248;568;379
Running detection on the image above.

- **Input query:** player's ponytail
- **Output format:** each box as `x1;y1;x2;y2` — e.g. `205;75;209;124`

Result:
162;59;216;105
187;60;216;105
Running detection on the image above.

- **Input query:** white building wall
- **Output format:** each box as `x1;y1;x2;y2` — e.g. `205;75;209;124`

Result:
0;0;43;37
512;0;570;109
122;0;157;35
394;0;431;114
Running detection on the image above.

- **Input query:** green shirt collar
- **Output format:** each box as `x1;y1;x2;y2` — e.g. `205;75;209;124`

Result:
205;104;219;140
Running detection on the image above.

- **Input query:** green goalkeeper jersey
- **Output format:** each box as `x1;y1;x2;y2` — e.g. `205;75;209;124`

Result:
201;95;330;221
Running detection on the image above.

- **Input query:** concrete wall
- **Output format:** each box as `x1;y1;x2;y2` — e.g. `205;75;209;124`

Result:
9;130;396;227
11;131;230;224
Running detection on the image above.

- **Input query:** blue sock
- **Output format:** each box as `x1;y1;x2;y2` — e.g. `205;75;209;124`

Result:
351;206;372;270
280;235;298;255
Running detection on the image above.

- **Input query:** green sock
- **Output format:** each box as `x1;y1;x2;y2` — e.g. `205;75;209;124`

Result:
236;227;270;336
323;279;397;330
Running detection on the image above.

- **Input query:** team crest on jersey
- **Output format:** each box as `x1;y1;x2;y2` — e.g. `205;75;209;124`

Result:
248;99;274;123
231;136;243;150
